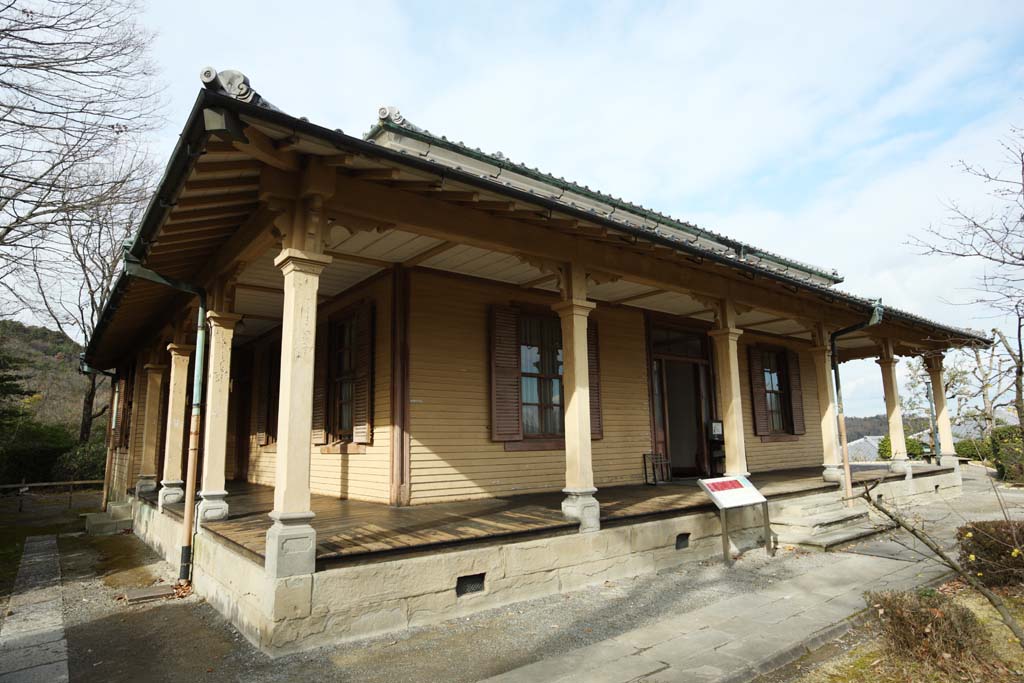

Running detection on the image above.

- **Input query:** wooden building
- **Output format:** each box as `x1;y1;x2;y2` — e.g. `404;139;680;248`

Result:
85;70;982;654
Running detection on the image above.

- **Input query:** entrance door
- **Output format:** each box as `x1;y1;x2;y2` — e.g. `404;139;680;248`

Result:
649;325;713;478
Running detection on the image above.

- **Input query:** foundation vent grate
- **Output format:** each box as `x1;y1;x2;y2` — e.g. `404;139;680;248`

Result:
675;533;691;550
456;573;486;597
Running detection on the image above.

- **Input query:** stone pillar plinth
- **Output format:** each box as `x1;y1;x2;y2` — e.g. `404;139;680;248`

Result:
708;326;749;476
198;311;241;522
553;296;599;533
159;343;193;510
136;362;167;494
877;348;909;475
265;248;331;577
812;345;843;482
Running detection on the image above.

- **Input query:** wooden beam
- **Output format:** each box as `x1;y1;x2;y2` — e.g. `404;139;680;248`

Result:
166;205;256;224
235;282;329;301
175;192;258;210
238;312;281;322
326;175;861;326
323;154;354;167
161;217;246;235
192;160;262;177
194;204;282;287
154;232;234;248
741;316;790;329
520;273;559;290
233;127;299;172
183;177;259;193
611;289;663;305
323;249;393;269
402;241;457;267
351;168;400;180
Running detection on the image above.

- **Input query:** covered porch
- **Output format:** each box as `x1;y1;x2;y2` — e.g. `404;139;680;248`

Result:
139;464;953;569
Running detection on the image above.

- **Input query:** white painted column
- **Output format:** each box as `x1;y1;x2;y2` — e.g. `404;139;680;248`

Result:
877;341;909;475
197;311;241;522
265;247;332;578
925;354;958;467
812;344;842;482
708;303;748;476
159;343;193;510
553;267;599;532
136;363;166;494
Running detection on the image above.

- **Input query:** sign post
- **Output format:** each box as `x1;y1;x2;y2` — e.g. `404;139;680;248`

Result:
698;476;775;565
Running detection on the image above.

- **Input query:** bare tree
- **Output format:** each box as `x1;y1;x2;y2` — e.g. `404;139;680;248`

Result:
914;127;1024;431
959;340;1016;439
0;0;160;284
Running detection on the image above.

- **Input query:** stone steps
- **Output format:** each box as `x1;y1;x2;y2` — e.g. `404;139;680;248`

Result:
83;501;133;536
772;507;869;534
776;521;897;551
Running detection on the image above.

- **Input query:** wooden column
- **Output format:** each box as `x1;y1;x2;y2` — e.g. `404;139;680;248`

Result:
136;362;167;494
877;340;909;474
265;246;332;577
553;264;600;532
197;311;241;521
708;300;748;476
812;331;842;482
159;343;193;510
925;354;958;466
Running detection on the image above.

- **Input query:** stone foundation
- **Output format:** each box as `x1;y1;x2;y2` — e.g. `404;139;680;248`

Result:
129;468;962;657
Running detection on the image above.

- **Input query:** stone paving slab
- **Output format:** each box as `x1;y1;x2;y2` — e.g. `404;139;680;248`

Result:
0;536;68;683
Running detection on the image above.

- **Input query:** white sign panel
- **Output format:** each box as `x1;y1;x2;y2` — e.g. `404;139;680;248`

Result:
698;476;766;509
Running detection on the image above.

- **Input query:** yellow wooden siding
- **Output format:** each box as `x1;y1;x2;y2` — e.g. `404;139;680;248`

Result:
243;275;393;503
407;271;651;504
127;357;147;486
737;337;825;472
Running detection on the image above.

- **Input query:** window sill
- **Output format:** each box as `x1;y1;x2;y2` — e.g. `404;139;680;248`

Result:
261;444;277;453
505;438;565;452
319;441;367;455
760;434;800;443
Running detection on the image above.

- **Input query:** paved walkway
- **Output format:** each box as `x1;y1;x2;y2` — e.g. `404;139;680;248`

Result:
0;536;68;683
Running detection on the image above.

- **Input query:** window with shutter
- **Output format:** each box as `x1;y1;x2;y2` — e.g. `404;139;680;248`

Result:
350;302;374;444
787;349;806;435
311;323;328;445
749;346;804;436
327;314;358;442
264;342;281;444
491;306;523;441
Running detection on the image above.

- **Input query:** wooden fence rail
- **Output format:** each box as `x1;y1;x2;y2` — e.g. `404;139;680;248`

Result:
0;479;104;512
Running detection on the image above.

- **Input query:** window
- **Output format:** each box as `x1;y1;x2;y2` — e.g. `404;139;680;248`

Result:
519;316;564;437
761;350;791;434
328;316;356;442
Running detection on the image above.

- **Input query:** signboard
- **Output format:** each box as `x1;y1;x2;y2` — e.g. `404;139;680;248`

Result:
698;476;766;509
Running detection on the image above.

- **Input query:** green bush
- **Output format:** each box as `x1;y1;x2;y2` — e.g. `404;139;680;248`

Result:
957;520;1024;587
990;426;1024;482
54;431;107;481
877;435;926;460
0;419;75;484
866;589;991;666
955;438;991;461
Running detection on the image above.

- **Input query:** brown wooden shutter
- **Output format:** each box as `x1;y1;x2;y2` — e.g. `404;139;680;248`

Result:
255;346;268;446
748;346;771;436
311;321;328;445
352;302;375;444
587;318;603;440
112;376;126;446
490;305;523;441
787;349;806;435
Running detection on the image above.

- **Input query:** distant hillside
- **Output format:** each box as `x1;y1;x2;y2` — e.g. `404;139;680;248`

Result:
845;414;932;442
0;320;88;428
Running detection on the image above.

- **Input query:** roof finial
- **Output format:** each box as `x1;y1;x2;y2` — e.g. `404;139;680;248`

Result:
201;67;280;112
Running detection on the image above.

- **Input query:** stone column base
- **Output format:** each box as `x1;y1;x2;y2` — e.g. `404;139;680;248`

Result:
888;459;911;477
562;489;600;533
265;512;317;578
822;465;843;483
197;490;229;522
158;480;184;510
136;475;157;494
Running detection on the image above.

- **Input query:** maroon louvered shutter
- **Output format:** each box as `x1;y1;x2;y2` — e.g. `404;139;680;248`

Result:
748;347;771;436
311;321;328;445
490;305;523;441
587;318;603;440
352;302;375;444
255;346;268;446
787;349;806;435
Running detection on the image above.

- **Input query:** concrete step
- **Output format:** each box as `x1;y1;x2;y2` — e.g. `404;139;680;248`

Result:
84;512;132;536
108;502;133;520
772;508;869;534
776;521;896;552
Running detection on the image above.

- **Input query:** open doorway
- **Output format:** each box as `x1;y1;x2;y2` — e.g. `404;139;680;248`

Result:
649;322;714;478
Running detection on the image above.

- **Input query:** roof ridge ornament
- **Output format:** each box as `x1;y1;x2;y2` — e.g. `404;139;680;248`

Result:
200;67;280;112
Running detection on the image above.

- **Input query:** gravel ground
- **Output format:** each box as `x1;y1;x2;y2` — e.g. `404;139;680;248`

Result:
43;465;1024;683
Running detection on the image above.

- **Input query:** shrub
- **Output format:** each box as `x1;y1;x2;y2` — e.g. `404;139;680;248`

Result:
955;438;991;461
990;426;1024;482
957;520;1024;587
866;589;991;666
54;431;107;481
877;435;925;460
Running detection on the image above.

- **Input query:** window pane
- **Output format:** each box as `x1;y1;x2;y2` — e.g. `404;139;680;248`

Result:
551;378;561;406
543;406;563;435
521;377;539;403
523;405;541;435
521;344;540;372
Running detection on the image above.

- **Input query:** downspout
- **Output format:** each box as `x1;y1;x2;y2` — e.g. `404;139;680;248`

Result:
122;256;207;584
79;358;117;511
830;301;884;506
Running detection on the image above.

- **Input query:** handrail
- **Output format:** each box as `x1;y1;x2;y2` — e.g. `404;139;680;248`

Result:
0;479;103;490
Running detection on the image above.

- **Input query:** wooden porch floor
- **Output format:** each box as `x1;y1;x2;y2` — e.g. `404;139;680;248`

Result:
144;464;951;568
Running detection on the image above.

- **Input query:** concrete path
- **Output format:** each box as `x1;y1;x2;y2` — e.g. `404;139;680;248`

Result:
482;551;949;683
0;536;68;683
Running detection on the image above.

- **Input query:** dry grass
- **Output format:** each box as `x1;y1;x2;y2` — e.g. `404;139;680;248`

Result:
783;582;1024;683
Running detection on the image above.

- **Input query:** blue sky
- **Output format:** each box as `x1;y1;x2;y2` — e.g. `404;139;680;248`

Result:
143;0;1024;416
